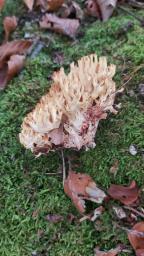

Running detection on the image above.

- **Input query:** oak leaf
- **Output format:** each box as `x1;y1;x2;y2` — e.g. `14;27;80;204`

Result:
86;0;117;21
128;222;144;256
108;181;139;205
39;14;80;38
64;170;106;213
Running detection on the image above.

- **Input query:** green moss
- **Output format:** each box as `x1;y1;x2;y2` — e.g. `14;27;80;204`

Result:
0;2;144;256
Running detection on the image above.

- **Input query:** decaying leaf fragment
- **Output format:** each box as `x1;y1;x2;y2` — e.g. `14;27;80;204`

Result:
0;40;32;90
94;245;122;256
64;170;106;213
86;0;117;21
3;16;17;42
23;0;34;10
108;181;139;205
0;40;32;62
19;54;117;154
24;0;64;11
113;206;126;220
39;14;80;38
128;222;144;256
37;0;64;11
58;1;84;20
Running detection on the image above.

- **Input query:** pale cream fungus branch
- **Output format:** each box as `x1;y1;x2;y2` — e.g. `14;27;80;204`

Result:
19;54;117;155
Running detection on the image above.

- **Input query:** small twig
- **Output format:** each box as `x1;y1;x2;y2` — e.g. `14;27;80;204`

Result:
124;206;144;218
79;215;90;222
118;5;144;26
61;149;66;186
121;64;144;88
46;172;62;175
128;0;144;9
116;223;144;238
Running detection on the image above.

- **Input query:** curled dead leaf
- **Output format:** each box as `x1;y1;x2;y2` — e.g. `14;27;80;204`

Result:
85;0;100;18
3;16;17;42
8;54;25;80
36;0;64;11
64;170;106;213
0;0;5;10
86;0;117;21
0;55;25;90
94;245;122;256
108;181;139;205
0;40;32;90
58;1;84;20
128;222;144;256
0;40;32;62
91;206;105;221
39;14;80;38
23;0;34;10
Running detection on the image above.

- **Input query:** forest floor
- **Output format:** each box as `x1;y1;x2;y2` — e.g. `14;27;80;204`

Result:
0;1;144;255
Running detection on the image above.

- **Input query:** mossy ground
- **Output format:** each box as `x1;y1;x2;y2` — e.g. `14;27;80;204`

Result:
0;1;144;256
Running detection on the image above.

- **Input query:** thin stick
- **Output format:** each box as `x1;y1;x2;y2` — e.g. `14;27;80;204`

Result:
121;64;144;89
61;149;66;186
116;223;144;238
128;0;144;9
124;206;144;218
118;5;144;25
46;172;62;175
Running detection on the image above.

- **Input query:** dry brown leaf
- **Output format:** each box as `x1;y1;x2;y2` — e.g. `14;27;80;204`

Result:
39;14;80;38
0;40;32;62
0;55;25;90
64;170;106;213
85;0;100;18
94;245;122;256
0;0;5;10
8;54;25;80
23;0;34;10
97;0;117;21
86;0;117;21
36;0;64;11
58;1;84;20
108;181;139;205
128;222;144;255
0;40;32;90
3;16;17;42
